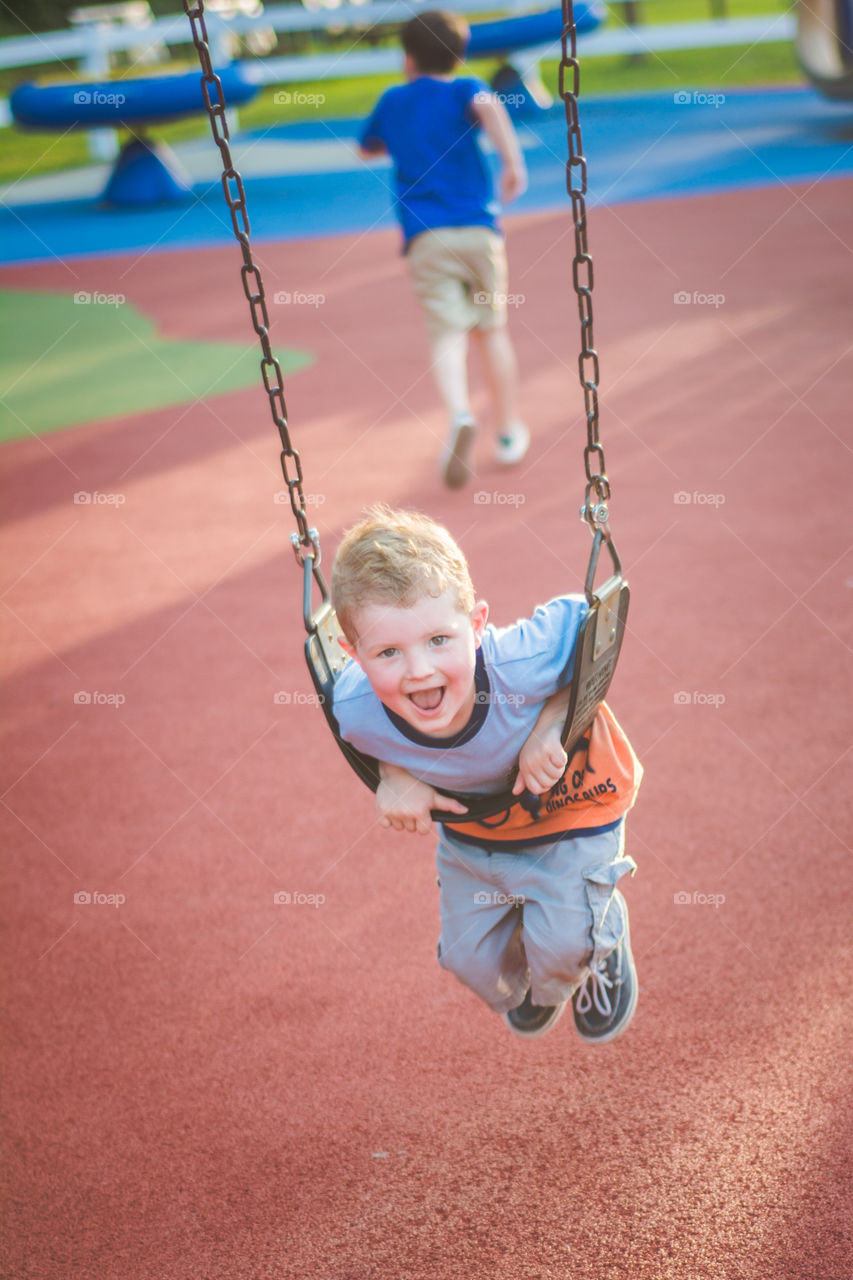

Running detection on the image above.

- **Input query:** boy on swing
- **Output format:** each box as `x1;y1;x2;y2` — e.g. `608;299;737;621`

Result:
359;10;530;490
331;506;643;1044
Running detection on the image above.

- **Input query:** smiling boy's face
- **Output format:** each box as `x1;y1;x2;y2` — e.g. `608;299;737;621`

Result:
340;589;489;737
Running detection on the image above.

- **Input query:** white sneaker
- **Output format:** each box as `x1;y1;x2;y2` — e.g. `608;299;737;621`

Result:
494;423;530;466
440;415;477;490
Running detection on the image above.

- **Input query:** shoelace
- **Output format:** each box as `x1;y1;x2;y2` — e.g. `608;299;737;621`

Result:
575;962;614;1017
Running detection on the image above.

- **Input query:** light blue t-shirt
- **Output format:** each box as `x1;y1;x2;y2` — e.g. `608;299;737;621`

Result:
360;75;500;248
332;596;588;796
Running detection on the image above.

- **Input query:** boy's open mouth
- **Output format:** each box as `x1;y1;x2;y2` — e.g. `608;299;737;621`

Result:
408;686;445;713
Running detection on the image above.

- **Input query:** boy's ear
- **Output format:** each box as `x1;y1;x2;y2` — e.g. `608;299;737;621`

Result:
472;600;489;646
338;635;359;664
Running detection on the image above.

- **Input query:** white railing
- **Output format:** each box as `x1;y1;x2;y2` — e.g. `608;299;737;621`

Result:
0;4;796;131
0;3;795;75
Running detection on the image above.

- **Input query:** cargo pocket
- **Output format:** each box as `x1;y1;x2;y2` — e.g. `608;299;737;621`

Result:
582;854;637;970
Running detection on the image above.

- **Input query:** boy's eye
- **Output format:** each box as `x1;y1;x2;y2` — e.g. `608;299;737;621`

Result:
378;647;398;659
430;635;449;647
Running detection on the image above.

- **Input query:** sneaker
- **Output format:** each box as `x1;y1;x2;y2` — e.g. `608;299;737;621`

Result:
494;422;530;466
572;915;638;1045
505;988;567;1040
441;415;476;490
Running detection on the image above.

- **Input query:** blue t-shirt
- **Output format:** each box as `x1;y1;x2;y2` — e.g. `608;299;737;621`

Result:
360;75;500;248
332;596;588;796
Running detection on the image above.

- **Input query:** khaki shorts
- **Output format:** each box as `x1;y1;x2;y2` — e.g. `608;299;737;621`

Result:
407;226;509;340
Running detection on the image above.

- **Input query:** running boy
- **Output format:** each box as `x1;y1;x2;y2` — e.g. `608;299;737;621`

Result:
331;507;643;1043
359;10;529;490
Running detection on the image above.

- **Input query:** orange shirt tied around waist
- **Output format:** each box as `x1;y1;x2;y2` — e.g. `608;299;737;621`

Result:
442;702;642;849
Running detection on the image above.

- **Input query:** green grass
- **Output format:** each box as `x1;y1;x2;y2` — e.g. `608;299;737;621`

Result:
0;289;313;441
0;1;800;188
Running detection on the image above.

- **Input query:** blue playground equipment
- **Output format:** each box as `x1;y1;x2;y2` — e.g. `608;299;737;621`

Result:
796;0;853;100
10;64;260;206
8;4;606;205
468;3;605;115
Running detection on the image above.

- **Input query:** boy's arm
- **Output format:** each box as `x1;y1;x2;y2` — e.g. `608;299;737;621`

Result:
470;93;527;203
512;686;571;796
377;761;468;836
359;96;387;159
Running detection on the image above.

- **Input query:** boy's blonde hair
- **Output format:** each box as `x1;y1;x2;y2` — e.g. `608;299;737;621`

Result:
331;505;475;642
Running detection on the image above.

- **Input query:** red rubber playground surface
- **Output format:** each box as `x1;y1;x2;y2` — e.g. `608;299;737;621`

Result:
2;179;852;1278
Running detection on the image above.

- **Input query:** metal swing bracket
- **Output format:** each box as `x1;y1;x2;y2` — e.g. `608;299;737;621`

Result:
560;527;630;754
298;545;383;795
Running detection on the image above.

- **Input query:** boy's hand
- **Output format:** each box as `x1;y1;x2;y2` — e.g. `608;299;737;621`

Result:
513;724;568;797
471;94;527;206
500;162;527;204
377;763;468;835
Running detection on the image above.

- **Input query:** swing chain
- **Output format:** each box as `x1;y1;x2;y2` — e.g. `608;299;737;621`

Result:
559;1;611;534
181;1;324;580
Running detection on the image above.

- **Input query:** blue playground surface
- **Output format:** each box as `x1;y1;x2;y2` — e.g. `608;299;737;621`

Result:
1;85;852;266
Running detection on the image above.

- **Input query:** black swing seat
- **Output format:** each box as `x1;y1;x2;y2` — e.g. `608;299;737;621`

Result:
303;528;628;826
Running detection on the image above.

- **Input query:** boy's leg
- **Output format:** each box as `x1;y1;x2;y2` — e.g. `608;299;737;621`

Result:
429;329;471;422
471;326;528;461
435;830;529;1013
502;824;636;1011
571;888;638;1044
466;234;529;465
407;232;478;488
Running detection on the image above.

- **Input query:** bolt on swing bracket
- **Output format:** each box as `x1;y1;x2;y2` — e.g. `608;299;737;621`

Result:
584;524;624;661
293;530;349;680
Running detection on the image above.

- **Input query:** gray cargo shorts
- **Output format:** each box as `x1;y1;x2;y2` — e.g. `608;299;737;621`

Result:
435;821;636;1014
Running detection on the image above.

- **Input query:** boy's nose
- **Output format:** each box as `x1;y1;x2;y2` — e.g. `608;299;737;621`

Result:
405;647;435;680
